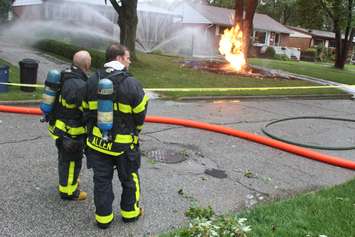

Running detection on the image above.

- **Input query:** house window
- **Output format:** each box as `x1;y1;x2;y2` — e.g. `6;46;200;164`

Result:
328;40;336;48
254;31;267;44
313;39;324;46
269;32;280;46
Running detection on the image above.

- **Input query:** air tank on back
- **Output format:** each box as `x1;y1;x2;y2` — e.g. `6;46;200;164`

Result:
97;78;114;141
40;69;61;122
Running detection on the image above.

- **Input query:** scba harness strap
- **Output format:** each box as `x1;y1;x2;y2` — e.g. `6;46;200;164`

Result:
87;70;137;156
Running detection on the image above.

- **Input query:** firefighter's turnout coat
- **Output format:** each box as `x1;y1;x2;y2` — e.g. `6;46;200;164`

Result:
48;65;88;199
83;61;148;225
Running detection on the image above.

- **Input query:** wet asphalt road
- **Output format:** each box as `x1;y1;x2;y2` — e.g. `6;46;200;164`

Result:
0;98;354;237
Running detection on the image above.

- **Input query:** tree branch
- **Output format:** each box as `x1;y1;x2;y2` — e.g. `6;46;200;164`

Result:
319;0;334;20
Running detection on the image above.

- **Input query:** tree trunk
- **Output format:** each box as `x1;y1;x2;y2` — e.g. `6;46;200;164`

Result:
110;0;138;60
334;0;353;69
339;0;354;68
333;25;343;68
123;0;138;59
242;0;258;64
234;0;243;28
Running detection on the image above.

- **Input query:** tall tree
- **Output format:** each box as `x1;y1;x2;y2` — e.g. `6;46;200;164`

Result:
320;0;354;69
106;0;138;59
257;0;297;25
233;0;258;64
0;0;11;22
293;0;331;30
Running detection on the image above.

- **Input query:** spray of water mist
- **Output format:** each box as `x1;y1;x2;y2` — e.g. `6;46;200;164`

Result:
2;2;120;48
4;0;218;58
138;0;218;58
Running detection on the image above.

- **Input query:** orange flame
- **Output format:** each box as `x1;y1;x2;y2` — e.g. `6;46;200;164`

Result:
218;24;246;72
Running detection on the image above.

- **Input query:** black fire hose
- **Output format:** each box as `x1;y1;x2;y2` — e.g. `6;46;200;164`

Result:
262;116;355;150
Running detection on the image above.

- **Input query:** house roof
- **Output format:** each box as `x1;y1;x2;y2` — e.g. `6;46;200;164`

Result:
289;26;355;43
289;26;335;39
174;3;292;34
287;27;312;38
12;0;43;6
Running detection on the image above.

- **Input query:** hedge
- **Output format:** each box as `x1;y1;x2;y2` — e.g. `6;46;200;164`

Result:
34;39;106;68
301;48;318;62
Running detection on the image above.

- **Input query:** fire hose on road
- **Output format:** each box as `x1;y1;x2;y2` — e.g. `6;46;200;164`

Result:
0;105;354;170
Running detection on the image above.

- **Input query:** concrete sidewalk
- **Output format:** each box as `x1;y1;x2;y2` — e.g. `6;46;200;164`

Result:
0;38;68;84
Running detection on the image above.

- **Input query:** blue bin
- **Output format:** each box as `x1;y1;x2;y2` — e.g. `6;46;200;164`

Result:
0;65;9;93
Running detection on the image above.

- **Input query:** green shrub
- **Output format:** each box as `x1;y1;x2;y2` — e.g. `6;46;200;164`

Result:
185;206;215;220
273;54;290;61
34;39;105;68
301;48;317;61
178;206;251;237
264;46;276;58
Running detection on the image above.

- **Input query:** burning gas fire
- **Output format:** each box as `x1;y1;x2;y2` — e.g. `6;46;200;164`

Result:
218;24;246;72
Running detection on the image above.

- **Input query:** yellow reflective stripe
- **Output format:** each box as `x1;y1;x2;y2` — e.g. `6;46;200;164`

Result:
48;125;55;133
49;132;59;140
133;95;149;114
89;100;137;114
88;101;97;110
133;172;140;208
86;138;124;156
48;125;59;140
82;101;89;109
68;161;75;195
61;100;76;109
92;126;103;137
54;120;86;135
92;126;138;144
96;213;114;224
59;96;76;109
118;103;132;113
59;161;78;195
121;208;140;219
115;134;138;144
136;125;144;131
113;103;132;113
58;183;78;195
121;172;140;219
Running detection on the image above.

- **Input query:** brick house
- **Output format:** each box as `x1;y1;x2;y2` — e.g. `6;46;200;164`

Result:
171;3;303;59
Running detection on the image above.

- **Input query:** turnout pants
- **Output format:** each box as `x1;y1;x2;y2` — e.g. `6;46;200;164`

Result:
56;140;83;199
86;149;141;225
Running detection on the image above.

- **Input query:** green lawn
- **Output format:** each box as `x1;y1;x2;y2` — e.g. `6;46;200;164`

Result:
0;58;42;101
161;178;355;237
242;178;355;237
250;58;355;85
130;53;344;98
0;54;349;101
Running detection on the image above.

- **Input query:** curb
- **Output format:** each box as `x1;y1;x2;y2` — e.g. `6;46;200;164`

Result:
177;94;353;101
0;99;41;105
0;95;353;105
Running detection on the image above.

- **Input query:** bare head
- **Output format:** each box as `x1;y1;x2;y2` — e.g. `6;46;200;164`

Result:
73;50;91;73
105;43;131;69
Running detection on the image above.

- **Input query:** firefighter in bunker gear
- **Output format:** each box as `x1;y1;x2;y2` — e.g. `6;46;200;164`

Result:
84;44;148;228
48;51;91;201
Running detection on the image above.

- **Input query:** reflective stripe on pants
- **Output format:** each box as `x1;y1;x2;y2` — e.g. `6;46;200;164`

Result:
57;140;82;197
86;150;141;221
